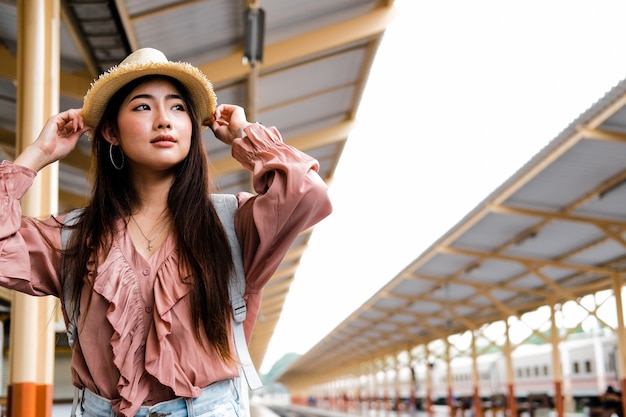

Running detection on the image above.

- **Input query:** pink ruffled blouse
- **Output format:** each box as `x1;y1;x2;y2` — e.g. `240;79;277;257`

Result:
0;123;332;417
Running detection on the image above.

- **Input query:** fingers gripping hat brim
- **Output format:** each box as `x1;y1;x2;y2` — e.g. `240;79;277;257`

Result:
81;48;217;129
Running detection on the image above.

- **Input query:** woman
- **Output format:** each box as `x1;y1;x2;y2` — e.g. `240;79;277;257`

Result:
0;48;332;416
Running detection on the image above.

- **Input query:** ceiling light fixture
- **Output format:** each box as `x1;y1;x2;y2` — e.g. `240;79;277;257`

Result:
243;3;265;68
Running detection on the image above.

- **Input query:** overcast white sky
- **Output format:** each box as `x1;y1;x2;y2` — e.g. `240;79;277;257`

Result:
259;0;626;373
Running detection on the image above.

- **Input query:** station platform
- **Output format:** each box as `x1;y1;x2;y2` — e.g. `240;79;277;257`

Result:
251;403;592;417
49;401;594;417
253;403;453;417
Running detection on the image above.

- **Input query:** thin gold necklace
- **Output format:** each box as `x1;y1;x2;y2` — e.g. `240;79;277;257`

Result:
130;215;169;251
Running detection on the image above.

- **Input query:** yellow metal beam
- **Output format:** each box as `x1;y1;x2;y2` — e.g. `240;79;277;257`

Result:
0;44;91;101
196;5;397;86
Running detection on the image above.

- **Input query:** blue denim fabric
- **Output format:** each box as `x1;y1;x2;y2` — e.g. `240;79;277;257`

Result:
78;379;241;417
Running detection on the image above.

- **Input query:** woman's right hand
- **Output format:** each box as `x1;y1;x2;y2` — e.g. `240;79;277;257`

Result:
14;109;90;172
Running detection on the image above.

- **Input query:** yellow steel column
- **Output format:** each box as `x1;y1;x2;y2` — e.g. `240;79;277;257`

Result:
504;318;517;417
425;345;434;416
549;301;564;417
393;356;401;412
368;366;374;410
446;339;454;417
10;0;60;416
471;330;483;417
408;350;417;411
36;1;61;412
611;274;626;417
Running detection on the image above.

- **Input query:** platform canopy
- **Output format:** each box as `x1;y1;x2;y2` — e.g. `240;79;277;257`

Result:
279;76;626;389
0;0;396;367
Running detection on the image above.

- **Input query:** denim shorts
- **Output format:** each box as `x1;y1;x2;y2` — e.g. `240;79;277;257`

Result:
77;379;241;417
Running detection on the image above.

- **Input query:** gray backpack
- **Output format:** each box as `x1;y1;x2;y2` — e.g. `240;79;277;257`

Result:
62;194;262;416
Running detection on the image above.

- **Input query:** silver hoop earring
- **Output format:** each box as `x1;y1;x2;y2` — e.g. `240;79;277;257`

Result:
109;143;124;170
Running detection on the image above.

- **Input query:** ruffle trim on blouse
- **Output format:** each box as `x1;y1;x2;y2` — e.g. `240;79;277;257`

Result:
91;243;148;416
144;254;202;397
89;236;203;415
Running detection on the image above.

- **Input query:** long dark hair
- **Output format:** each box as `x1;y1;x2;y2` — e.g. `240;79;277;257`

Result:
63;75;235;361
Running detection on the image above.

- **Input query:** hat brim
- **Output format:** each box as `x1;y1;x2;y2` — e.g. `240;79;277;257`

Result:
81;60;217;129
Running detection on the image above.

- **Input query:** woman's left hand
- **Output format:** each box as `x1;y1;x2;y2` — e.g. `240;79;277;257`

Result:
206;104;252;145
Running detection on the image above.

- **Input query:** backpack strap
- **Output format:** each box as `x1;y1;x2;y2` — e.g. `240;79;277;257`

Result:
211;194;263;391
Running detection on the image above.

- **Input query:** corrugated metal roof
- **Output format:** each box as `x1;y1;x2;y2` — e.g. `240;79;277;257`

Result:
278;77;626;390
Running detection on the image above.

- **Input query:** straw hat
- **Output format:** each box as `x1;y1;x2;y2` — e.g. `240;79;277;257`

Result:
81;48;217;129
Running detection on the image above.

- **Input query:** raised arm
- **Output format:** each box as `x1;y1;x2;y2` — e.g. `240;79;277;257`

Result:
14;108;90;172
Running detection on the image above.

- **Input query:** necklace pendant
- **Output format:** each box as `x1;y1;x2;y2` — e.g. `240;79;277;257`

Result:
130;215;167;253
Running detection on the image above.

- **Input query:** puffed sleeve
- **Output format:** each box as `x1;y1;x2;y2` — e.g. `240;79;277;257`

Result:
0;160;63;297
231;124;332;335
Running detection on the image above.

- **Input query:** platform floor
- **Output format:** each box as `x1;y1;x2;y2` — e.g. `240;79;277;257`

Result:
50;401;590;417
256;403;590;417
